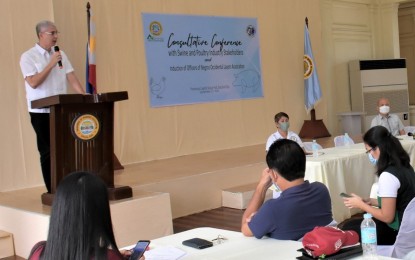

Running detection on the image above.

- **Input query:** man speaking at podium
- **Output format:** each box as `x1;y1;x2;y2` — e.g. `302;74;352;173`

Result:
20;20;85;193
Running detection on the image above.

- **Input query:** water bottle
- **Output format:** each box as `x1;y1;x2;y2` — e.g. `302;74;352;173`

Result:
344;133;351;147
361;213;377;259
312;140;319;158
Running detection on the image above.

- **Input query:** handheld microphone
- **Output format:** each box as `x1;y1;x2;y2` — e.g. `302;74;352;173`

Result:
408;132;414;137
54;46;63;69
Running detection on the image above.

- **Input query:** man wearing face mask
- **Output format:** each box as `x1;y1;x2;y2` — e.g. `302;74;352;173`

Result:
241;139;334;240
265;112;305;152
370;97;405;136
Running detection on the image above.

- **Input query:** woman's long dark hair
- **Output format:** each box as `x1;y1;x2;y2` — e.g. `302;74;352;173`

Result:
41;172;122;260
363;125;410;176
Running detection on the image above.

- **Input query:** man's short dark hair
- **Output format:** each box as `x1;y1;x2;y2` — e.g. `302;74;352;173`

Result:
274;112;289;123
266;139;305;181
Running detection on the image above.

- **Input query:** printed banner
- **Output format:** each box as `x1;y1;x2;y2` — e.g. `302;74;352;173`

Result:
142;13;263;107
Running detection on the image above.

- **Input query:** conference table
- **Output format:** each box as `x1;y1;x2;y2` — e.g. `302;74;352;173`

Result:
128;227;398;259
305;137;415;223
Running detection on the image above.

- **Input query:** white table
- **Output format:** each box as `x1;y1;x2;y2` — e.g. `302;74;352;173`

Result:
305;139;415;223
131;227;397;260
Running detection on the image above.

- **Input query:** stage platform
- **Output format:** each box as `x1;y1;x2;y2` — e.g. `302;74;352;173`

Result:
0;144;267;258
116;144;266;218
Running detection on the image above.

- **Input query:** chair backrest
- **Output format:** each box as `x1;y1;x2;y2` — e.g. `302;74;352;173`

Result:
404;126;415;135
392;197;415;258
333;135;355;147
303;142;322;152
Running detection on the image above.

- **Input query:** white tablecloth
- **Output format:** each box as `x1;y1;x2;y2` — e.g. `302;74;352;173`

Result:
305;139;415;223
131;227;397;260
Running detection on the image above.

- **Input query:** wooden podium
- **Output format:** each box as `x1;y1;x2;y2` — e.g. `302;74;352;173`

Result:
31;91;132;205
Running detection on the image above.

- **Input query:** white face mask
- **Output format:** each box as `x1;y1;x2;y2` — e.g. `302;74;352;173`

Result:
379;105;390;114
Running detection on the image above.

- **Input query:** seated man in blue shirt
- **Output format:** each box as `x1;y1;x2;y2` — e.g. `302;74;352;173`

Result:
241;139;334;240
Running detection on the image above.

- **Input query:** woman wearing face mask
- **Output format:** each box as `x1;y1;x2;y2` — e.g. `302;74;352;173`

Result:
265;112;308;153
342;125;415;245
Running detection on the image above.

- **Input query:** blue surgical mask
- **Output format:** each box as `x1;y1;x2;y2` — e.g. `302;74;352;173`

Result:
279;122;290;132
368;153;377;165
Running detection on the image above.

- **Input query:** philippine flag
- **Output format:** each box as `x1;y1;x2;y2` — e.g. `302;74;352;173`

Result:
86;2;97;94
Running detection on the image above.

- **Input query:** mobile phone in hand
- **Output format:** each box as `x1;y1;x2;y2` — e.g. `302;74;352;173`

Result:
340;192;352;198
129;240;150;260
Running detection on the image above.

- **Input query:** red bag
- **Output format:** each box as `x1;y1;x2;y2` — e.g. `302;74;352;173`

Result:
302;226;359;258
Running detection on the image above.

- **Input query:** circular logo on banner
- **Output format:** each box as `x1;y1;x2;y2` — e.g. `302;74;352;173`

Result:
149;21;163;36
246;25;256;37
72;114;100;141
304;55;314;79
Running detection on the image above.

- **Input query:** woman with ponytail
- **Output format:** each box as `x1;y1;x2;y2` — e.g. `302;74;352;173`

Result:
342;126;415;245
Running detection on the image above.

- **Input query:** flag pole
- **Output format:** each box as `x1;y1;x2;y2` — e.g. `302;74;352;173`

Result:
86;2;124;170
87;2;91;35
298;17;330;139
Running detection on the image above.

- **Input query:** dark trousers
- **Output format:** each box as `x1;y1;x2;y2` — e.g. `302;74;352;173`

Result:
341;216;398;245
29;112;51;193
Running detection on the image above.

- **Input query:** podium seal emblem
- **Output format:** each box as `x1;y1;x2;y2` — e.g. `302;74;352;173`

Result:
72;114;100;141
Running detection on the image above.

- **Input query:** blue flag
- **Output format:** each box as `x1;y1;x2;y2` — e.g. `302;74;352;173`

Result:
304;24;322;111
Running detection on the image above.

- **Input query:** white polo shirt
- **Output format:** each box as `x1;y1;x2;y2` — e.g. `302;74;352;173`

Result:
265;130;304;151
20;44;74;113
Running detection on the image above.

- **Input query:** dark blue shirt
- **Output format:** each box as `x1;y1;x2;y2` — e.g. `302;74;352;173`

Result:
248;181;333;240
